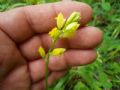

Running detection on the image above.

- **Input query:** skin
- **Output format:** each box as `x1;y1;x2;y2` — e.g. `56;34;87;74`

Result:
0;1;103;90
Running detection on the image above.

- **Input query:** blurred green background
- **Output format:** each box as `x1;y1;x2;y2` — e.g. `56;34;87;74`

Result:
0;0;120;90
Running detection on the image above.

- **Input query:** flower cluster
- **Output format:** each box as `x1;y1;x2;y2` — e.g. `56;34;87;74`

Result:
39;12;81;57
38;12;81;90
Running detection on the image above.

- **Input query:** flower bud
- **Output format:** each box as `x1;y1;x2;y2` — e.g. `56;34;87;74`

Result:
55;13;66;29
65;22;80;31
61;22;80;38
51;48;66;56
38;47;46;59
49;27;60;39
65;12;80;26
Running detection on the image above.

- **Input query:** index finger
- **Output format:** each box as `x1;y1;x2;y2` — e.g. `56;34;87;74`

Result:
0;1;92;43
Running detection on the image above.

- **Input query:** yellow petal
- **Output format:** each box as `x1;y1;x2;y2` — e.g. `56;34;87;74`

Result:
49;27;60;38
38;47;46;59
51;48;66;56
56;13;66;29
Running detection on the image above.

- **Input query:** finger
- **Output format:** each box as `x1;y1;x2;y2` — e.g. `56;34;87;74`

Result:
43;71;67;87
31;71;67;90
48;49;97;71
0;1;92;43
28;49;96;82
67;27;103;49
29;60;66;83
1;65;31;90
0;29;26;80
39;26;103;49
19;27;102;60
29;60;46;82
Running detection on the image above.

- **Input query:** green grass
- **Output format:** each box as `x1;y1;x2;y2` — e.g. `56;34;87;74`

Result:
0;0;120;90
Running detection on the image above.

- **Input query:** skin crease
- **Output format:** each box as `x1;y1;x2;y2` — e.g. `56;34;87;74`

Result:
0;1;103;90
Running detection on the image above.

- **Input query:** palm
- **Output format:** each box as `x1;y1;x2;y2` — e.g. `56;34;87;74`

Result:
0;1;103;90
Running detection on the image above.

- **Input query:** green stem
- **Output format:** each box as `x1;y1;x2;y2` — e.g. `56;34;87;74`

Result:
45;37;59;90
45;56;49;90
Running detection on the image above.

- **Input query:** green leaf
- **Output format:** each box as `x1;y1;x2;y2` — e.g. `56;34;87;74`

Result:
99;71;112;88
101;2;111;11
99;72;108;82
51;48;66;56
38;46;46;59
112;24;120;39
56;13;66;29
74;82;89;90
103;82;112;89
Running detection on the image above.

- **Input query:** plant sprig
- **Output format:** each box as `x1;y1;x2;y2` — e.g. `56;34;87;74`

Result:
38;12;81;90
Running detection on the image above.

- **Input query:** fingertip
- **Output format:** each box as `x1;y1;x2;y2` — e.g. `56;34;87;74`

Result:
92;27;103;45
68;26;103;49
84;49;97;64
72;1;93;25
64;49;97;66
84;26;103;48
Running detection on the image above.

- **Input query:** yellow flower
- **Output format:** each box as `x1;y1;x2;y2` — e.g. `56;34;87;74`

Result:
38;46;46;59
49;27;60;38
51;48;66;56
55;13;66;29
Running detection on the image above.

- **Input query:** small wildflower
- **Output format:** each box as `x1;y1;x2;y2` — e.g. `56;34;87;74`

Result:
65;22;80;31
49;27;60;39
38;12;81;90
65;12;81;26
51;48;66;56
38;47;46;59
55;13;66;29
61;22;80;38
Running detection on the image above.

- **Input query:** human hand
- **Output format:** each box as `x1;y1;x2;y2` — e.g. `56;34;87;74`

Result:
0;1;103;90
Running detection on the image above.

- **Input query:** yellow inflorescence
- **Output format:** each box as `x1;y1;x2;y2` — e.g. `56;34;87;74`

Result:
39;12;81;57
